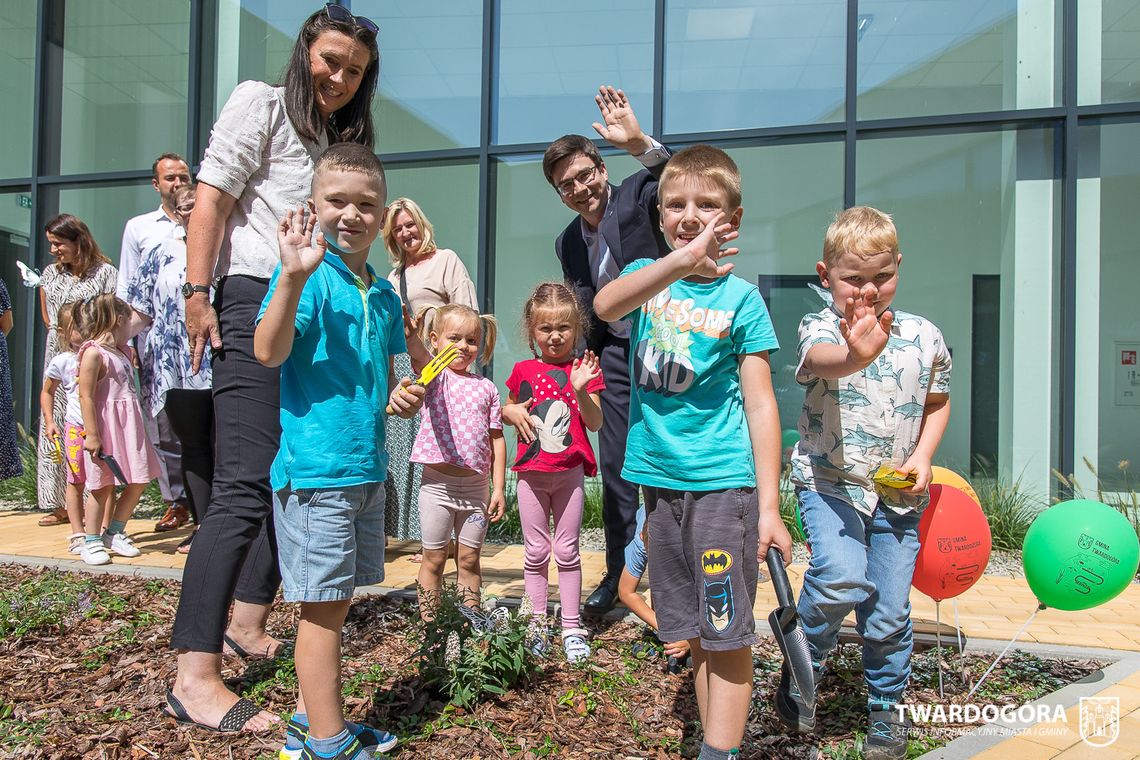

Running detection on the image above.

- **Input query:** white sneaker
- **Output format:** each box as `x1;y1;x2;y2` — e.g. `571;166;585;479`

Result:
68;534;85;555
103;532;140;558
80;542;111;566
563;628;591;664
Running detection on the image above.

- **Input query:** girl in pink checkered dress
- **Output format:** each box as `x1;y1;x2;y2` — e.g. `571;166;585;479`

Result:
410;303;505;615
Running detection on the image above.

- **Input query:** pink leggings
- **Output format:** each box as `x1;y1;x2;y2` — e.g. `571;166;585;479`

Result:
517;466;584;630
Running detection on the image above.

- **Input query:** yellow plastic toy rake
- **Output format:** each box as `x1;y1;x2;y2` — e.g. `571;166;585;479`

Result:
385;341;460;414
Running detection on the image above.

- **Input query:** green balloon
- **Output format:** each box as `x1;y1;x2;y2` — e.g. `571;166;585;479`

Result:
1022;500;1140;611
782;429;801;449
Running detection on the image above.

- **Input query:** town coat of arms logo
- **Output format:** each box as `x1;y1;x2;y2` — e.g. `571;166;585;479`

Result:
1079;696;1119;747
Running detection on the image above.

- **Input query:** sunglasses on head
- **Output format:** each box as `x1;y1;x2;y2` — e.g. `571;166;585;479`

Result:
325;3;379;35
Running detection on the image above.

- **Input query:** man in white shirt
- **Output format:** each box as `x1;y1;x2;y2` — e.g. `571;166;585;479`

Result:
117;153;192;533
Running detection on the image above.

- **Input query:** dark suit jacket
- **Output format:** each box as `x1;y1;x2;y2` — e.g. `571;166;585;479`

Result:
554;164;671;354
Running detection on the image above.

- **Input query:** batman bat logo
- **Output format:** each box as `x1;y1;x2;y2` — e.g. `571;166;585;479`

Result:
704;576;734;633
701;549;733;575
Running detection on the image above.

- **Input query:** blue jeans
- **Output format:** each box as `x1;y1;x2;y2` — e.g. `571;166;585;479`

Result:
795;489;920;703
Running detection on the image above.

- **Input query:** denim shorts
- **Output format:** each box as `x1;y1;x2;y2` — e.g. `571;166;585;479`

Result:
273;482;386;603
643;485;760;651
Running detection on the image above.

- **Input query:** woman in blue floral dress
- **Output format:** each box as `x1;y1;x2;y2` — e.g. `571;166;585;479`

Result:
125;185;212;552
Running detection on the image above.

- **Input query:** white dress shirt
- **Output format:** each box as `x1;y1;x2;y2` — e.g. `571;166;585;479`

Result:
116;206;178;300
580;139;670;340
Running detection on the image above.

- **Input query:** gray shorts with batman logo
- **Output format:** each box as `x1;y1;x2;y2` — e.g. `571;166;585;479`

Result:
643;485;760;651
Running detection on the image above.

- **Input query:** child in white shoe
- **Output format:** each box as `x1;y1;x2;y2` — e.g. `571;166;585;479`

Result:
74;294;160;564
40;304;95;558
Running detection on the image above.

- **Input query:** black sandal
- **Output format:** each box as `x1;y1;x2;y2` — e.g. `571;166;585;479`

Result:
222;633;293;660
163;689;267;733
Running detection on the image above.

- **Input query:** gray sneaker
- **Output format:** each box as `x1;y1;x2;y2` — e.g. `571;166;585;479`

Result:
864;703;909;760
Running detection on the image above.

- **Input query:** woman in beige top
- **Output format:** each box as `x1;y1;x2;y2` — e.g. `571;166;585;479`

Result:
383;197;477;547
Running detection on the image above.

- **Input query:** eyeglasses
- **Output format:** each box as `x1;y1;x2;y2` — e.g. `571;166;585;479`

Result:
555;165;599;197
325;3;379;35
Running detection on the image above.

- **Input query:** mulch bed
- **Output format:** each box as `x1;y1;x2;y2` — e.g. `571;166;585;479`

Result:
0;565;1107;759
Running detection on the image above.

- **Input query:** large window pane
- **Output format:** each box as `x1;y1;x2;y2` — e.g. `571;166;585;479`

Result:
1075;123;1140;491
857;0;1058;120
213;1;312;120
856;129;1059;496
56;0;189;174
726;141;844;435
0;190;34;430
0;2;35;179
355;1;482;152
368;162;480;289
1079;0;1140;105
664;0;846;134
496;1;654;146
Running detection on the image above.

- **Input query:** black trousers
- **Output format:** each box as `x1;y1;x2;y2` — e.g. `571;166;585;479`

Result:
597;337;641;579
164;388;214;524
170;275;281;653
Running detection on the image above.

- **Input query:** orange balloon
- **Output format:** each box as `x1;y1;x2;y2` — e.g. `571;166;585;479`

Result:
912;484;992;601
931;466;980;505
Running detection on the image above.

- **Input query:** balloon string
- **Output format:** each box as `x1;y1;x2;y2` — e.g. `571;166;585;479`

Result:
953;598;968;690
967;605;1042;699
935;600;944;700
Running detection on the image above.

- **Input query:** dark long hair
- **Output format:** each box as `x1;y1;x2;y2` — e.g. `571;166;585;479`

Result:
281;8;380;149
43;214;110;278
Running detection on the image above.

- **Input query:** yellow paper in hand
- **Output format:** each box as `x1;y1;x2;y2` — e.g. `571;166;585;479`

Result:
872;464;916;489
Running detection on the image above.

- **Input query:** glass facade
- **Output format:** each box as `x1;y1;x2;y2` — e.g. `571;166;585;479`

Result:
4;0;1138;499
54;1;190;175
1076;122;1140;492
664;0;847;133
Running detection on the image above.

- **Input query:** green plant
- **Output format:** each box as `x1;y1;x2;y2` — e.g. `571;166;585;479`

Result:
414;585;538;708
779;468;805;543
558;682;598;716
971;472;1043;551
0;702;49;750
0;569;118;637
1055;458;1140;541
0;424;40;506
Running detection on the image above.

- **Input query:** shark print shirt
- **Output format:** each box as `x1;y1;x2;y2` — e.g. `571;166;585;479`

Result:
790;307;951;515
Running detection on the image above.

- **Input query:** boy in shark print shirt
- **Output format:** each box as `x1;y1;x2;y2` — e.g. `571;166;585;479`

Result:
780;207;952;760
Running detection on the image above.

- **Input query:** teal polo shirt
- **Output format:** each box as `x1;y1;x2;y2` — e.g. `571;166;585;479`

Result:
258;251;407;490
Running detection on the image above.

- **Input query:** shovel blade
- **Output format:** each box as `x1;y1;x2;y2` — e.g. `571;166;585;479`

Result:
768;607;816;708
766;552;816;708
98;453;129;486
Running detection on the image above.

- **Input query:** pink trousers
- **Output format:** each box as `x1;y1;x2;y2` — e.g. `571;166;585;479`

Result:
517;466;584;630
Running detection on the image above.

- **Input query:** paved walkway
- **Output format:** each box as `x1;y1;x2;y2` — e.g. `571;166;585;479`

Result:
2;509;1138;757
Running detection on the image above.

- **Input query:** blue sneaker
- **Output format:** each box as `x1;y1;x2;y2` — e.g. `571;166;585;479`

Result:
281;720;398;759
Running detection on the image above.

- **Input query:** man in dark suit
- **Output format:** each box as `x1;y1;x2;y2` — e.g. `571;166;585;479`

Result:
542;86;671;613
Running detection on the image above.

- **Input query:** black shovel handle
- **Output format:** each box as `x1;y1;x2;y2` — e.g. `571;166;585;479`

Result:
766;550;795;609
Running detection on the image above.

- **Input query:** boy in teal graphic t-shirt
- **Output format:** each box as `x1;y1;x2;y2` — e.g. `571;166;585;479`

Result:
595;144;791;760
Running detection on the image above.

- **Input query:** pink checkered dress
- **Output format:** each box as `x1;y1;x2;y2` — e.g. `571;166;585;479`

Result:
410;368;502;475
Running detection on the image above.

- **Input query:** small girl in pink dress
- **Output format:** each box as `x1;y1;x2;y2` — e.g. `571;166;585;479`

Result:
75;294;160;564
409;303;505;615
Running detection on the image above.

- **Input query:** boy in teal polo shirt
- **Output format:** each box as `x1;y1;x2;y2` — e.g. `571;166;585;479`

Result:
255;143;424;760
595;145;792;760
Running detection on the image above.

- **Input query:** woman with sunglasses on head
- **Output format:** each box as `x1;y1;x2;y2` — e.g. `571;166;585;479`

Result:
380;198;477;561
166;4;380;736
